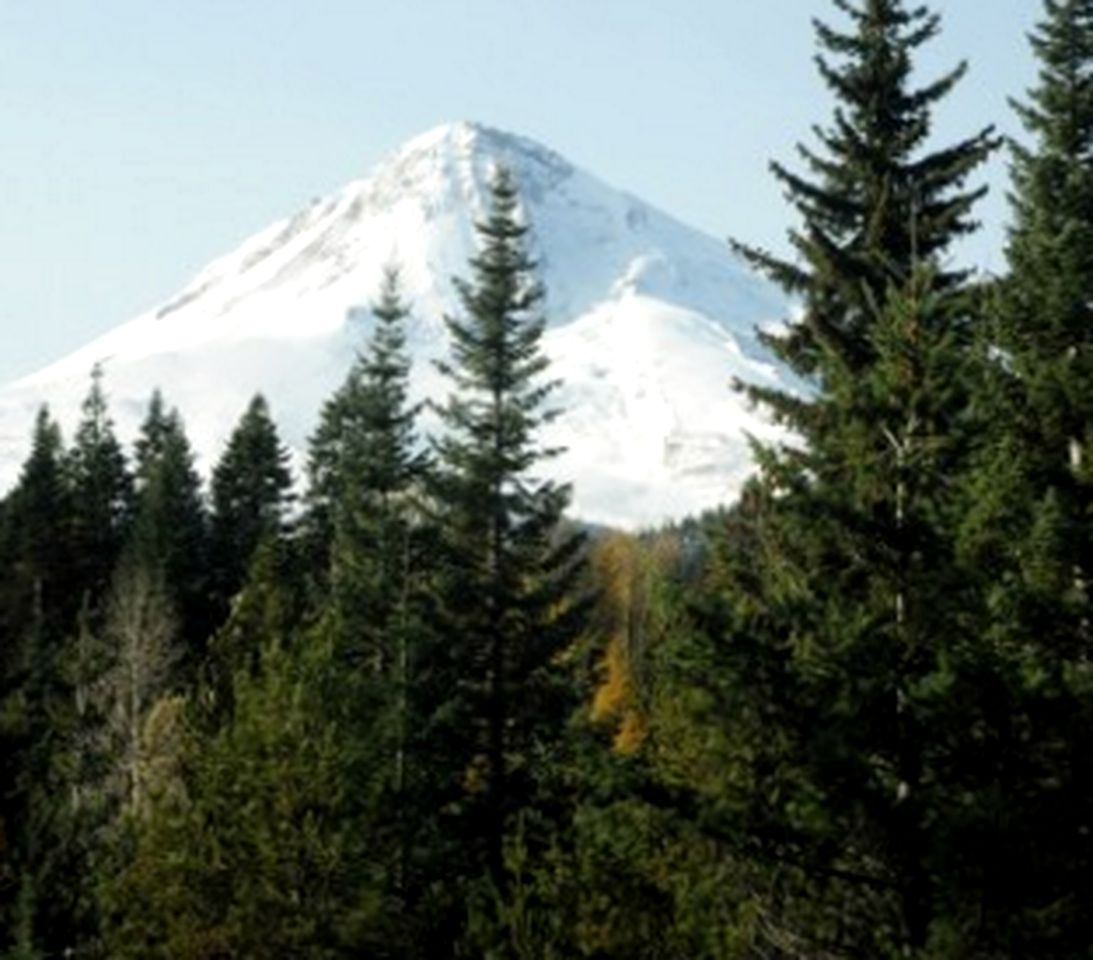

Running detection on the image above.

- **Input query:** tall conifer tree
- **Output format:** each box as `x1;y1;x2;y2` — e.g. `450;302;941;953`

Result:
432;167;586;889
69;365;135;611
0;408;78;957
208;394;292;616
958;1;1093;950
131;393;209;649
671;1;1000;953
978;0;1093;635
303;269;442;935
323;269;428;668
733;0;997;387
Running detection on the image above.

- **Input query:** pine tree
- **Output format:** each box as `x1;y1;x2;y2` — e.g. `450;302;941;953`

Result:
304;272;425;578
671;1;1002;953
130;393;209;650
431;167;587;891
49;601;115;953
301;268;447;942
981;0;1093;639
0;407;76;641
69;365;135;612
208;394;292;617
203;535;306;727
670;271;1005;955
133;389;172;477
0;408;78;957
322;269;429;668
957;2;1093;950
732;0;997;387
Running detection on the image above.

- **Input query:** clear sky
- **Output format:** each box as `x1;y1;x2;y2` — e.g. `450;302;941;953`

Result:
0;0;1040;384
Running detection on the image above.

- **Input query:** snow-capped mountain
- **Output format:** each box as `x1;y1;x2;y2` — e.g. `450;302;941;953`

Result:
0;121;793;529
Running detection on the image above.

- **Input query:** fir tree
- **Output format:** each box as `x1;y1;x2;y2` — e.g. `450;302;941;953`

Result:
669;271;1004;955
979;0;1093;639
1;407;76;640
68;365;135;612
303;268;444;939
130;393;209;650
431;167;587;890
203;535;307;727
323;268;429;669
677;1;1001;953
208;394;292;616
0;408;78;957
958;1;1093;950
732;0;998;386
133;389;172;479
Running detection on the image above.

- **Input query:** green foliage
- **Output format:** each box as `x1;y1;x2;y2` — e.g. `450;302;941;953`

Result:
668;1;1004;953
6;6;1093;955
131;391;210;650
0;407;76;643
205;535;306;710
956;1;1093;951
315;270;448;940
208;393;292;617
102;637;377;959
0;407;80;958
431;166;588;889
732;0;997;385
319;267;430;670
657;275;1019;956
68;365;135;611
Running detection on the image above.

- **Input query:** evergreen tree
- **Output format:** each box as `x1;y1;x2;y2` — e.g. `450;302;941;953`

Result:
133;389;172;478
48;601;115;955
0;408;78;957
976;0;1093;639
958;1;1093;950
431;167;587;892
668;1;1001;953
208;393;292;616
130;393;209;650
732;0;997;386
303;268;447;946
203;535;307;726
322;269;429;668
658;270;1011;956
102;635;375;960
304;272;425;579
304;391;350;572
0;407;76;641
68;364;135;612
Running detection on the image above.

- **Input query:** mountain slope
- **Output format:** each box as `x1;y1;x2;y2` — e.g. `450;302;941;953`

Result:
0;122;792;528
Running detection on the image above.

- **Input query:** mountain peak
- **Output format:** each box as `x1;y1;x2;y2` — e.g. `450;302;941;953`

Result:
395;120;494;156
0;125;792;528
365;122;575;214
395;121;566;166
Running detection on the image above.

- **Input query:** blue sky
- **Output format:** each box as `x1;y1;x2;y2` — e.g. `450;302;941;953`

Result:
0;1;1039;383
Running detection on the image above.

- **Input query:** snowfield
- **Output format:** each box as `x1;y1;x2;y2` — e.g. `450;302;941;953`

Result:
0;122;794;529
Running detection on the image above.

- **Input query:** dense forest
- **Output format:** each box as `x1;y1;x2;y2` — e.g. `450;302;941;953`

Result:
4;0;1093;956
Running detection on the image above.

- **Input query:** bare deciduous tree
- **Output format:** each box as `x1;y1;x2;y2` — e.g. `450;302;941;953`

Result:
98;560;179;815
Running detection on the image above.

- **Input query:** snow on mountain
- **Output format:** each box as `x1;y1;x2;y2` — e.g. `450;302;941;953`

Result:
0;121;793;529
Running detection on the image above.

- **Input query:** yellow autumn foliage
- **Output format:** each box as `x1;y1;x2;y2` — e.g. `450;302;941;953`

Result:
587;531;678;754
